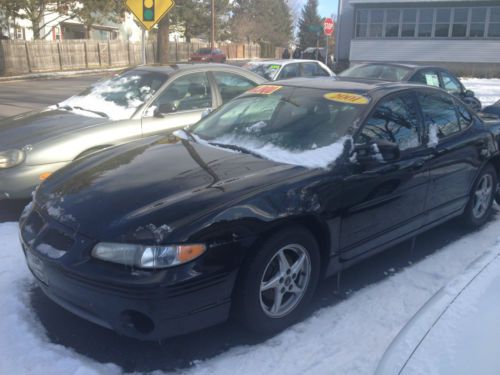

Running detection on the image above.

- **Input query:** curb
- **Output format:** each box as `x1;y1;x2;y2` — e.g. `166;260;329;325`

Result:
0;67;127;82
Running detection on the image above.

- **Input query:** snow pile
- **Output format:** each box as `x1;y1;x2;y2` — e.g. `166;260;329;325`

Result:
0;223;121;375
3;215;500;374
461;78;500;107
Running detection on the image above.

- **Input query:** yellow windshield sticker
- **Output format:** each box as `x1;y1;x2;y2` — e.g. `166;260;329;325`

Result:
324;92;370;105
248;85;283;95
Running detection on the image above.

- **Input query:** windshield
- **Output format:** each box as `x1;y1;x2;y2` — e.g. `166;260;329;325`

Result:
243;63;281;80
57;70;168;120
339;64;411;82
192;86;366;168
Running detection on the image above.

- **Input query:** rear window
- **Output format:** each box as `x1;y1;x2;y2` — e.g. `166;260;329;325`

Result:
197;48;212;54
340;64;411;82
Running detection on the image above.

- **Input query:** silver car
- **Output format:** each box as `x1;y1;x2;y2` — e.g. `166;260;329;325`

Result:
242;59;334;81
376;249;500;375
0;64;265;199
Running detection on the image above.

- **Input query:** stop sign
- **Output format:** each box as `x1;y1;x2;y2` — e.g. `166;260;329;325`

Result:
324;18;334;36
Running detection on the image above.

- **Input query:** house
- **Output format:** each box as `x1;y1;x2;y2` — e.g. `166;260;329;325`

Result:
335;0;500;75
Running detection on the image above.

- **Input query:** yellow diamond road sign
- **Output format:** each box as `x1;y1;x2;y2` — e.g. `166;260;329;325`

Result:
126;0;175;31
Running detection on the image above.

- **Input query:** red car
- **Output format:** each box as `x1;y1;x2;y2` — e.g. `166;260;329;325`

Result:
190;48;226;63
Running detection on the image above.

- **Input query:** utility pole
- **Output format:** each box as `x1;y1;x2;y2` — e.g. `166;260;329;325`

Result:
211;0;215;49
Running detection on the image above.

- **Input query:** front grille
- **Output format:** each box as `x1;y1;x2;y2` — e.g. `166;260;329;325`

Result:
40;228;74;252
22;208;77;259
22;210;45;245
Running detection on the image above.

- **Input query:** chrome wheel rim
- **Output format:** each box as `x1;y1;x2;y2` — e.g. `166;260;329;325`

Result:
472;174;493;219
259;244;311;319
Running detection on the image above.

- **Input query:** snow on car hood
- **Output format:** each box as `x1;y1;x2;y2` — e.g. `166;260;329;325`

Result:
56;75;153;120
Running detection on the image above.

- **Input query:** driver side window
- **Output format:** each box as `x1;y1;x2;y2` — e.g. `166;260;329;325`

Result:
358;93;421;151
440;72;462;94
152;73;212;114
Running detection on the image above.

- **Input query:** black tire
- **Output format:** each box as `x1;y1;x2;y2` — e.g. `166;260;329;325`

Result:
221;58;226;64
233;226;320;334
462;164;497;228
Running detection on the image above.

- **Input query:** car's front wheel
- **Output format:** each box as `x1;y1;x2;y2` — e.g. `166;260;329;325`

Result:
462;164;497;228
234;226;320;334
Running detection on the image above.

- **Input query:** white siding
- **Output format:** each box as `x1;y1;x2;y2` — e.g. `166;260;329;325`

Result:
350;40;500;63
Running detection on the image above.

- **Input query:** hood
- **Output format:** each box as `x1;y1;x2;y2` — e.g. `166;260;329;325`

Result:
36;137;305;242
0;109;108;149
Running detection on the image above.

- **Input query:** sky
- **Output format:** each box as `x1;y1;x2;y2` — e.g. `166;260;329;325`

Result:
296;0;339;18
318;0;339;17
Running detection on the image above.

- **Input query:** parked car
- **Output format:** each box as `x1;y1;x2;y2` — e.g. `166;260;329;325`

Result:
242;59;334;81
189;48;226;63
0;64;265;200
483;99;500;118
20;79;500;340
302;47;326;61
338;63;482;112
376;249;500;375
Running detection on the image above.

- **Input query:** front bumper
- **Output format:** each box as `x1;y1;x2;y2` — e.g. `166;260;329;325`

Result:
0;162;68;199
19;209;239;340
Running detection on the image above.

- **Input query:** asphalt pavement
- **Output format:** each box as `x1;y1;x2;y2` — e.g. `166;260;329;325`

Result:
0;73;109;119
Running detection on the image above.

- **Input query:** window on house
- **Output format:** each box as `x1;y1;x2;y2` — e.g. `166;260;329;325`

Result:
470;8;487;37
401;9;417;37
435;8;451;37
418;9;434;37
356;9;369;38
489;7;500;37
452;8;468;37
369;10;384;37
385;9;400;37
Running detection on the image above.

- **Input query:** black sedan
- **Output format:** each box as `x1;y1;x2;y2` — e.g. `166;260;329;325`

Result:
20;79;500;340
339;63;482;112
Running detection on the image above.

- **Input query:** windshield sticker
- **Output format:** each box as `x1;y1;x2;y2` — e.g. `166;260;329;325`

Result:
324;92;370;105
248;85;283;95
269;65;281;70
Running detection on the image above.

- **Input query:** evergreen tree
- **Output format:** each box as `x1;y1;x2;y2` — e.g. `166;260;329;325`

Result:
298;0;322;49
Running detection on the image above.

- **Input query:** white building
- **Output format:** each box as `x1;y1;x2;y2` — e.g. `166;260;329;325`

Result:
336;0;500;75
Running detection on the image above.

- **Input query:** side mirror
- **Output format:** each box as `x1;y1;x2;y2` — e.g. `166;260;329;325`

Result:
157;102;177;116
465;89;475;98
201;108;213;118
353;140;400;163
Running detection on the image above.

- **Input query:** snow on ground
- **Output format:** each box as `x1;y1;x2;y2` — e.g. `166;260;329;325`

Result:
461;78;500;107
2;217;500;375
1;79;500;375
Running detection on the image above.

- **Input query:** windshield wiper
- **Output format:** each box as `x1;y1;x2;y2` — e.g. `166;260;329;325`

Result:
208;142;262;159
56;104;108;118
73;106;109;118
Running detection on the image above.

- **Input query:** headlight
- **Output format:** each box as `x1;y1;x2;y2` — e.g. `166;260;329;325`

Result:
91;242;206;269
0;149;25;168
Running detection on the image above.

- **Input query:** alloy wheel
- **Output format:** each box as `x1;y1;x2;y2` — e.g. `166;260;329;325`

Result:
259;244;311;319
472;174;493;219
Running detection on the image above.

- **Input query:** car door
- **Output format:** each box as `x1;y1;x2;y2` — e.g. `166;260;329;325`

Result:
417;89;484;223
141;72;216;136
211;71;258;104
339;91;430;260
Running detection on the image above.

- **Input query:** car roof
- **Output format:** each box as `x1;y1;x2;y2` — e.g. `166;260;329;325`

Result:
352;62;443;71
247;59;326;66
269;77;438;99
130;63;260;75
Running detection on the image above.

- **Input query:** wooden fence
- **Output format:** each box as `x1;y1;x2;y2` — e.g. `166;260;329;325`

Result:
0;40;261;76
